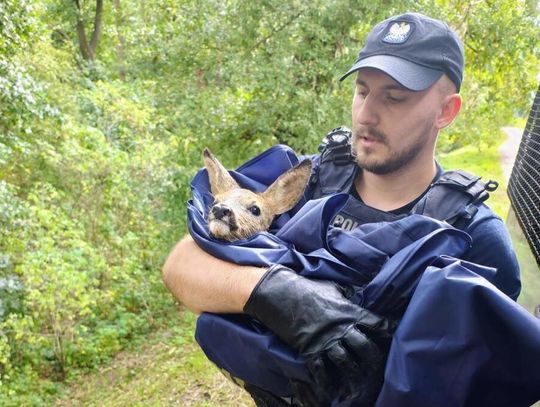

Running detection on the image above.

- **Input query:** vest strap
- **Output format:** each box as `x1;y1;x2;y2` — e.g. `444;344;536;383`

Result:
310;127;357;196
416;170;498;225
318;127;355;166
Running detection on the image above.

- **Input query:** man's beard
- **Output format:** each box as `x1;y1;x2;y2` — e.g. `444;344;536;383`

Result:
352;124;430;175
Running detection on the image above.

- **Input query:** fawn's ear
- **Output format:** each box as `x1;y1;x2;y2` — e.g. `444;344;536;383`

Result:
262;159;312;215
203;148;240;195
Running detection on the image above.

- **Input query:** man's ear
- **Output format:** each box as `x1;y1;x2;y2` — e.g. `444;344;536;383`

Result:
203;148;240;195
261;160;312;215
436;93;462;130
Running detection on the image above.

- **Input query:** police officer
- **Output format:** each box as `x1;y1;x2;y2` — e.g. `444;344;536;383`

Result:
163;12;520;406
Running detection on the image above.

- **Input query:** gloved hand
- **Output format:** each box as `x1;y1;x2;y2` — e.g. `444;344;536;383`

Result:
244;265;397;406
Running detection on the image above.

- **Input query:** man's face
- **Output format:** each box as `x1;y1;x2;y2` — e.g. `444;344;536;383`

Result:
351;69;441;175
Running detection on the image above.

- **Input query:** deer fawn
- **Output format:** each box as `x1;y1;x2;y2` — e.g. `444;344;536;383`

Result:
203;148;312;241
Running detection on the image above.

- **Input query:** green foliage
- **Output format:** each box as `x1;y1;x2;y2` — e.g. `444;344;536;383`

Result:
0;0;40;57
54;312;253;406
0;0;538;403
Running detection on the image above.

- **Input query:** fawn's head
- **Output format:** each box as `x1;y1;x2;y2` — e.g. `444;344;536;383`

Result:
203;148;312;241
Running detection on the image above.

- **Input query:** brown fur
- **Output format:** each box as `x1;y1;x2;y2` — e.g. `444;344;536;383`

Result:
203;148;312;241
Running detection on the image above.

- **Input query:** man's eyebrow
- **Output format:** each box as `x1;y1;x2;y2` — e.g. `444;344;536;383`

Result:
355;77;409;91
355;78;367;87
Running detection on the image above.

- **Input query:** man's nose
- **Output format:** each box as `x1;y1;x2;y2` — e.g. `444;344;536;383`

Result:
353;95;379;126
212;204;231;219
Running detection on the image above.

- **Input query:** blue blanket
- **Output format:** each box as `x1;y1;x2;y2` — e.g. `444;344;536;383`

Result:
189;145;540;406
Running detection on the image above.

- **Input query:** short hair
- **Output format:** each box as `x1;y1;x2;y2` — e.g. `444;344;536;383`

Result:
437;74;458;96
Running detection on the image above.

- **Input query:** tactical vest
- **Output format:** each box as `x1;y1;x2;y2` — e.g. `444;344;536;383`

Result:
307;126;499;229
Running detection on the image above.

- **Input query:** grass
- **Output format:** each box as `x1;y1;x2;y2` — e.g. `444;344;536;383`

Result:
507;208;540;314
512;116;528;129
437;143;510;219
54;309;254;407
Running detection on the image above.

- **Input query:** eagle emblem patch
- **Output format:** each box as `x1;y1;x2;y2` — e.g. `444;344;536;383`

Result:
383;22;413;44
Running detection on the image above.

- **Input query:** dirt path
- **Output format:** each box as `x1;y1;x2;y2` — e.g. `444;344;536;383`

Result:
499;127;523;182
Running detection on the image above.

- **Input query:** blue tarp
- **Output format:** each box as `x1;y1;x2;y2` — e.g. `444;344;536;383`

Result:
189;145;540;406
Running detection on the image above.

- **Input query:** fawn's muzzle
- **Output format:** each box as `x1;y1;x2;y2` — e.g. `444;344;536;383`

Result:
212;204;231;220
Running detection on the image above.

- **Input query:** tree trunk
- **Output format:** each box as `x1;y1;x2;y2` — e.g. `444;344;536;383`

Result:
90;0;104;54
74;0;92;61
73;0;103;62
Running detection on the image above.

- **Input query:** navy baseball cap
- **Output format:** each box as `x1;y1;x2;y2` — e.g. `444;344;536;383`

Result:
340;13;464;91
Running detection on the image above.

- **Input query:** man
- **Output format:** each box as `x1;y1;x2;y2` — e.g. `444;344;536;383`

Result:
163;12;521;406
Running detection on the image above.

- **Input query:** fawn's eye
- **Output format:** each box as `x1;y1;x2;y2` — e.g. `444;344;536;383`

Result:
249;205;261;216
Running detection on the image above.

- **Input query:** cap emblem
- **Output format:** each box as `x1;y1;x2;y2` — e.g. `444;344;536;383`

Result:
383;22;413;44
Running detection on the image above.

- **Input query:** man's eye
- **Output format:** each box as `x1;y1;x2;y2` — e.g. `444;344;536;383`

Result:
249;205;261;216
387;95;405;103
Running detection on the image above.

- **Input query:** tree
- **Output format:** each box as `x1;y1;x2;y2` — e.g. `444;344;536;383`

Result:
73;0;103;61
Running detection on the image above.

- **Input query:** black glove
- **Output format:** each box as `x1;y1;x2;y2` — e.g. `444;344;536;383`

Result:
244;383;292;407
244;265;397;406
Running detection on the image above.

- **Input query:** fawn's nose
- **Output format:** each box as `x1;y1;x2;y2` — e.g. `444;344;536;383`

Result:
212;204;231;219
